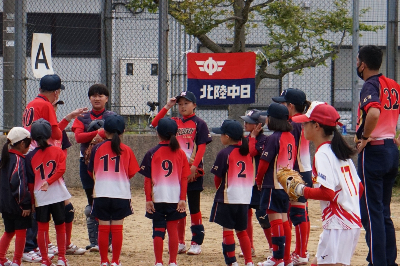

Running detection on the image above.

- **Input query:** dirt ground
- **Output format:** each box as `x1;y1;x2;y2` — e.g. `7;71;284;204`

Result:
1;188;400;266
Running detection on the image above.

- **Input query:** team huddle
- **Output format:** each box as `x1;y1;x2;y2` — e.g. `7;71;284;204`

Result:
0;44;398;266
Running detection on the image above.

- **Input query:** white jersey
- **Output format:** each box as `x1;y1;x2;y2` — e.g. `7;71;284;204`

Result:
313;143;362;230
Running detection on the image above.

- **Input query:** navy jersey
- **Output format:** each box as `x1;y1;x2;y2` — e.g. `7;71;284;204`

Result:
0;150;31;215
259;131;296;189
211;145;254;204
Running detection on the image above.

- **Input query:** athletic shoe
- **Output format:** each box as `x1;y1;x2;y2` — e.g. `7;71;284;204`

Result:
108;244;113;253
0;259;12;266
284;259;293;266
186;244;201;255
230;262;239;266
110;263;121;266
257;256;284;266
11;263;22;266
177;243;187;254
33;248;55;260
86;244;99;252
291;252;308;265
66;243;86;255
101;263;110;266
48;243;58;255
22;251;42;263
155;264;163;266
245;263;255;266
56;259;70;266
40;260;56;266
239;247;256;257
168;263;178;266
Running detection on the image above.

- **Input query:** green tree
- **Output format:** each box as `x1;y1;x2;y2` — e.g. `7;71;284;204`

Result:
129;0;381;119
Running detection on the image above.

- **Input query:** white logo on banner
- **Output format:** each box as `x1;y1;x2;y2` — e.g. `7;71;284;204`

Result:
31;33;54;78
196;57;225;76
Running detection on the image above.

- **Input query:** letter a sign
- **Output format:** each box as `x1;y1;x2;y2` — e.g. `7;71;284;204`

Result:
31;33;54;78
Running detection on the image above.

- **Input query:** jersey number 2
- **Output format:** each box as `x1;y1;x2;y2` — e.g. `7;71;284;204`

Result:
237;161;246;178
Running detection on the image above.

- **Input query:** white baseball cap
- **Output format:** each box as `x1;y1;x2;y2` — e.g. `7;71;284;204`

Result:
7;127;30;145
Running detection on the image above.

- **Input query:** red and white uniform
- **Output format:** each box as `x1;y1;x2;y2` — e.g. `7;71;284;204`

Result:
313;142;362;230
26;146;71;207
88;140;140;199
140;142;191;203
23;95;64;149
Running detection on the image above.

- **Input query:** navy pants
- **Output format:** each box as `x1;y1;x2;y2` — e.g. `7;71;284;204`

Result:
24;213;38;252
358;139;398;266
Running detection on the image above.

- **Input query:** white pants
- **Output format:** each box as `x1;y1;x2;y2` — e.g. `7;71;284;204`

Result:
316;228;360;265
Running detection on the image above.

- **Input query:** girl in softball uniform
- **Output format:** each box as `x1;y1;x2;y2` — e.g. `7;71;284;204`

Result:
151;91;212;255
256;103;297;266
210;119;255;266
87;114;140;266
272;88;312;265
240;110;271;257
140;118;191;266
292;102;363;266
0;127;32;266
25;119;71;266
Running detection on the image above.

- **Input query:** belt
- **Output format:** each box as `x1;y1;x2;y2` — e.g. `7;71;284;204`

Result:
368;139;395;146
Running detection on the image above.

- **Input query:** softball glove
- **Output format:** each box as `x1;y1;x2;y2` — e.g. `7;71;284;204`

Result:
277;167;305;201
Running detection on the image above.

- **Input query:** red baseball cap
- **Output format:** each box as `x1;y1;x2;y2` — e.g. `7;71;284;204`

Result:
291;101;342;127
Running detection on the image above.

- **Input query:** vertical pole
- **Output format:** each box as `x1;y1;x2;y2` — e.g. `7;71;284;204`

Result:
351;0;360;131
3;0;16;130
14;0;26;127
387;0;398;81
102;0;113;111
158;0;168;111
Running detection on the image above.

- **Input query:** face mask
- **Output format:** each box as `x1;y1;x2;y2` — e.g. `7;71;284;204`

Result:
356;64;363;80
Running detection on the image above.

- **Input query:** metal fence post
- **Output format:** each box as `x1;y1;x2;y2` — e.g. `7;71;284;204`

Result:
352;0;360;131
387;0;398;81
158;0;169;111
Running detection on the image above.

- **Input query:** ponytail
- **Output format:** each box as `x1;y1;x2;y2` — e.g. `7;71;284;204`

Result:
36;137;49;150
238;136;249;156
320;124;355;160
169;135;180;152
294;100;311;114
0;140;11;169
111;132;122;156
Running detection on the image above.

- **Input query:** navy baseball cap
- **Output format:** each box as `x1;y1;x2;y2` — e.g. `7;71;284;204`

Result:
31;118;52;141
212;120;243;140
40;74;65;91
258;103;289;123
240;109;263;124
157;118;178;138
176;91;196;104
104;114;125;134
272;88;306;106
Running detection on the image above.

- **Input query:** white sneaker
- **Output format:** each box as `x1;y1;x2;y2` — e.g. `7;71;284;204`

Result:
257;257;284;266
177;243;187;254
246;263;255;266
101;263;110;266
110;263;121;266
230;263;239;266
169;263;178;266
48;243;58;255
22;251;42;263
2;259;12;266
186;244;201;255
155;264;163;266
56;259;70;266
40;263;56;266
66;243;86;255
89;245;99;252
291;252;308;265
239;247;256;257
33;248;55;260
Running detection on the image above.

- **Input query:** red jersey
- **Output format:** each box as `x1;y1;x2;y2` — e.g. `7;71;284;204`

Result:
139;142;191;203
88;140;140;199
26;146;71;207
23;95;61;148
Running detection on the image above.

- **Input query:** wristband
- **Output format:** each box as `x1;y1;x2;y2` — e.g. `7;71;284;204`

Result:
361;135;369;140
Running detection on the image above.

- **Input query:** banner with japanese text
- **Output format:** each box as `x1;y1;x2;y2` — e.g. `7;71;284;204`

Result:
187;52;256;105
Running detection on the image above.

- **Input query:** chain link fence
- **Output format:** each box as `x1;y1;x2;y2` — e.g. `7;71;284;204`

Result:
0;0;392;132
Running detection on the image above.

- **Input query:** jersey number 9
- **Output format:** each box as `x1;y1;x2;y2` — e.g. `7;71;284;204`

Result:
162;160;173;177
